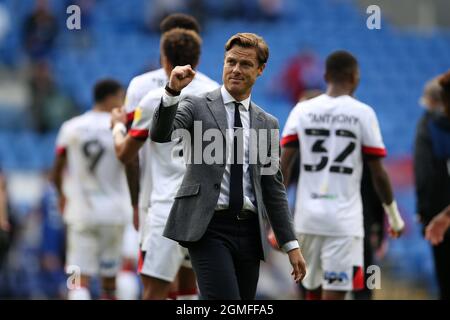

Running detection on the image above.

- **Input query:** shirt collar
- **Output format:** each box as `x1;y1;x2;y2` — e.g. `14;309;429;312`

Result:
221;85;251;111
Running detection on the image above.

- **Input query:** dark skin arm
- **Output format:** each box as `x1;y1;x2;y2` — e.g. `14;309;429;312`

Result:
0;174;9;231
366;157;405;238
52;152;67;213
124;156;140;231
111;107;146;230
365;157;394;205
280;144;299;189
115;135;145;164
111;107;146;165
125;156;140;207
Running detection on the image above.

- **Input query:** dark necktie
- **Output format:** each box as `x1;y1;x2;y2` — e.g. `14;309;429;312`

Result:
229;102;244;215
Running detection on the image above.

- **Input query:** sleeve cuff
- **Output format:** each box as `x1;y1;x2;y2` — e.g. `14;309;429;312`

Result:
362;146;387;157
281;134;299;147
55;146;66;156
129;129;149;140
281;240;299;253
162;92;180;107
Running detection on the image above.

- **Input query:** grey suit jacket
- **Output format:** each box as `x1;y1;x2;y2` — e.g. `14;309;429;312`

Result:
151;88;297;260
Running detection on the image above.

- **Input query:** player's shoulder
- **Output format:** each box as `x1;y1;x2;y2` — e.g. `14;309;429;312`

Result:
58;111;92;134
61;112;87;128
182;91;208;104
139;87;165;108
343;96;377;116
343;95;371;109
128;68;167;91
194;71;220;88
291;94;328;114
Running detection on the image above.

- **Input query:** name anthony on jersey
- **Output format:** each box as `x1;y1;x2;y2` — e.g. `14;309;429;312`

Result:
308;113;359;125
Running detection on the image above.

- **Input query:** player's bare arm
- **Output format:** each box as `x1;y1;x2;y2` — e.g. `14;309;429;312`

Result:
366;157;405;238
111;107;144;230
281;145;299;189
125;157;140;231
0;174;9;232
52;152;67;213
111;107;145;164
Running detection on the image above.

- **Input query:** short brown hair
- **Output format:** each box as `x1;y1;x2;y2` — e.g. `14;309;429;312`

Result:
160;28;202;69
159;13;201;34
225;33;269;66
438;69;450;118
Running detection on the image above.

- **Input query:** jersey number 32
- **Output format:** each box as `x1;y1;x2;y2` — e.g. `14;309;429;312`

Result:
303;128;356;175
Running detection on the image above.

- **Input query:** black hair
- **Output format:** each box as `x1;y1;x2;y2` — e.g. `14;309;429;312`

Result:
93;79;122;103
325;50;358;82
160;13;201;34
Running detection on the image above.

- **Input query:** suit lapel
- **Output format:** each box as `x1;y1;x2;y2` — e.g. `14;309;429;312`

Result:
249;102;265;131
206;89;228;137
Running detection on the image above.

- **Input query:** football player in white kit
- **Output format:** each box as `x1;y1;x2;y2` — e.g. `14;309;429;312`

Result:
53;80;132;300
112;28;219;299
280;51;405;300
121;14;216;300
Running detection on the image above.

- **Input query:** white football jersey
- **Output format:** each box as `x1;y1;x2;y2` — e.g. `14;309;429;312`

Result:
56;111;132;226
124;68;217;210
281;94;386;237
129;74;219;225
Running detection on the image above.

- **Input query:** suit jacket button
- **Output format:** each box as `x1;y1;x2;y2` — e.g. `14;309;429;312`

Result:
214;183;220;189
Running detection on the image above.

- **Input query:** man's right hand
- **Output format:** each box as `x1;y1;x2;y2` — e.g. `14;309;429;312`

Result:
425;208;450;246
288;248;307;283
168;65;196;93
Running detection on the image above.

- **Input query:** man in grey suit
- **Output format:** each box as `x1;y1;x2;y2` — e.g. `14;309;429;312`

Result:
151;33;306;299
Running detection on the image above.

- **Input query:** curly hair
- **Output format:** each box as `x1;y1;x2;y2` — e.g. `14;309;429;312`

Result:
159;13;201;34
160;28;202;69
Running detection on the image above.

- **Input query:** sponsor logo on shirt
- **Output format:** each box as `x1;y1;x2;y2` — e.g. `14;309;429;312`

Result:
311;192;337;200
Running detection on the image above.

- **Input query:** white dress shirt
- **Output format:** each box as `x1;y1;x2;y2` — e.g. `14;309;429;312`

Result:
215;85;257;213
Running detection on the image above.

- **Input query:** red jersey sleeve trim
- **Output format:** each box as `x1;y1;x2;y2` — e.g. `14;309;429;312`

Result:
126;111;135;127
362;146;387;157
56;146;66;156
129;129;149;139
281;134;299;147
